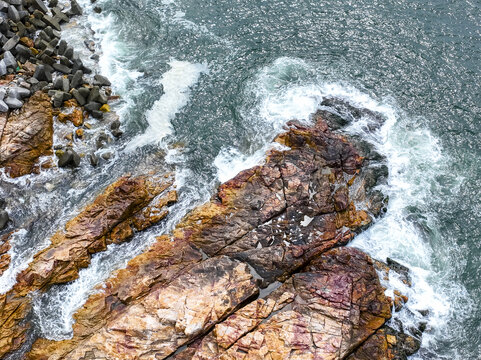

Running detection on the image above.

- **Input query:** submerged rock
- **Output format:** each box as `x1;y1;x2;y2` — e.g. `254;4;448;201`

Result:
0;210;8;230
57;148;81;168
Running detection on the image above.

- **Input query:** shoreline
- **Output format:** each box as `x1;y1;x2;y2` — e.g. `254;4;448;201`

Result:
0;1;428;359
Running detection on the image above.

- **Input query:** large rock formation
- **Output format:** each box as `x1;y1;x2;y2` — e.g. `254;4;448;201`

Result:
0;173;177;357
22;114;407;360
0;91;53;177
171;247;392;360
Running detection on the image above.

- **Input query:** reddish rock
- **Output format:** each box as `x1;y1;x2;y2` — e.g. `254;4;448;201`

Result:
25;116;392;360
0;92;53;178
171;247;392;360
175;117;372;284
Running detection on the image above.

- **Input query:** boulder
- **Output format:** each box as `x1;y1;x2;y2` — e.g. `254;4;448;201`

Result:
0;60;6;76
0;100;8;112
0;209;8;229
4;97;23;109
52;62;72;74
71;89;85;105
84;101;100;111
57;39;67;55
93;74;111;86
70;69;83;88
57;148;80;168
70;0;83;15
52;90;65;108
3;51;16;68
0;92;53;177
2;35;19;52
7;5;20;22
42;15;61;31
32;0;49;13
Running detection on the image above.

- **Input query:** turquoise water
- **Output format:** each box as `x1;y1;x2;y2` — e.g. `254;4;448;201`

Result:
2;0;481;358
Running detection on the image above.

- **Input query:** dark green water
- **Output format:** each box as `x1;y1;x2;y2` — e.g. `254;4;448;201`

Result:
4;0;481;358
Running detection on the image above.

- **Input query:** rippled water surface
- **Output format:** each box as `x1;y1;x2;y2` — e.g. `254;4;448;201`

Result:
2;0;481;358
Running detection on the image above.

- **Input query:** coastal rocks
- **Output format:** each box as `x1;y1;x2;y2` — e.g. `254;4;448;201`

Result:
16;174;176;292
25;117;394;359
347;327;421;360
172;247;392;360
0;91;53;177
0;209;8;230
174;116;373;283
0;173;178;358
0;233;11;276
57;147;80;168
38;256;257;360
0;0;121;175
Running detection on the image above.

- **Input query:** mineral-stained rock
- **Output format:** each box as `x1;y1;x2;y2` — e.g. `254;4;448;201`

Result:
174;116;372;283
171;247;392;360
0;91;53;178
347;326;421;360
25;116;392;360
0;233;11;277
0;174;177;358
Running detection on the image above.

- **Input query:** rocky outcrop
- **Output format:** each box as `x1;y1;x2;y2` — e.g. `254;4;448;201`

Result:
0;91;53;177
24;115;400;360
0;0;123;172
347;327;421;360
174;116;375;284
0;232;10;276
171;247;392;360
0;173;177;358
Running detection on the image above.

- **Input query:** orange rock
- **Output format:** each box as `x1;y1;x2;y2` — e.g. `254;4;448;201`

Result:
347;327;420;360
70;108;83;127
57;112;68;123
20;37;34;48
173;248;392;360
0;174;177;358
63;99;79;108
57;108;84;127
26;118;393;360
75;128;84;138
0;92;53;178
0;233;11;277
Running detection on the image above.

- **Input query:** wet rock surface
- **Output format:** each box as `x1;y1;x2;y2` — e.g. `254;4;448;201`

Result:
0;232;11;276
14;116;421;360
0;173;177;358
0;91;52;177
347;326;421;360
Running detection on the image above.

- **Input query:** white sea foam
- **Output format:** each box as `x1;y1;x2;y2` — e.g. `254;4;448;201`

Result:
214;143;288;183
0;230;29;294
125;60;208;150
